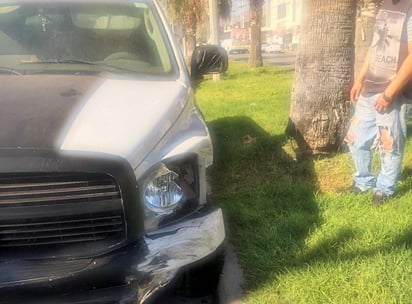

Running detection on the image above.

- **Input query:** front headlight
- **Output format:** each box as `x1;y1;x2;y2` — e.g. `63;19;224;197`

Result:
143;164;183;214
139;155;199;230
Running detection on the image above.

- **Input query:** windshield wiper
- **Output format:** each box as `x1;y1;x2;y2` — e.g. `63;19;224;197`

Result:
20;59;98;66
19;59;134;73
0;67;22;75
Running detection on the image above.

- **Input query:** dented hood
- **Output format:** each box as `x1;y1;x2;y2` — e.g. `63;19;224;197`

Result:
0;74;187;165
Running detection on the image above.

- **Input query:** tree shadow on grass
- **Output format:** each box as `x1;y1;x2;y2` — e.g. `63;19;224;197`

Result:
206;115;412;300
206;116;321;290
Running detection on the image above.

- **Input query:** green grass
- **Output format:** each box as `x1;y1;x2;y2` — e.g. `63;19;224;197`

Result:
196;62;412;304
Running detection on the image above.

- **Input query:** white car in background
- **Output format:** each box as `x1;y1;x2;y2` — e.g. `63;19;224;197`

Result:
263;43;283;53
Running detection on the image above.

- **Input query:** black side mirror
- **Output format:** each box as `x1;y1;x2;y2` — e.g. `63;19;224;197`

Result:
190;45;228;80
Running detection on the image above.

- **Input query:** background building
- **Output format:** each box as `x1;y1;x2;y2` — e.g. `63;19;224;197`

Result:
263;0;302;50
226;0;302;52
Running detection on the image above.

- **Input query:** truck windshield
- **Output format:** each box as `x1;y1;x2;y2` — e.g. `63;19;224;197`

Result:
0;1;177;76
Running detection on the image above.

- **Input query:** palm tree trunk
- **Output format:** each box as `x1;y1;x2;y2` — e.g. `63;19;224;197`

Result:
288;0;357;154
248;0;263;68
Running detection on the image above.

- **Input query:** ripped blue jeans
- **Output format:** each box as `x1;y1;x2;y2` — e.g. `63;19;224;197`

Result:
345;92;409;196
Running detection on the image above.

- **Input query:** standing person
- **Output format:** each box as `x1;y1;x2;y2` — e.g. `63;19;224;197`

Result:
346;0;412;205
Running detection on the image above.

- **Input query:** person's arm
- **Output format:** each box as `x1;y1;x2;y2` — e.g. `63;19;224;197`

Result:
375;41;412;111
350;49;370;102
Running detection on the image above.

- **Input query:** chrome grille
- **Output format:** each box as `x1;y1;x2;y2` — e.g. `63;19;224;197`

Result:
0;173;120;206
0;173;125;250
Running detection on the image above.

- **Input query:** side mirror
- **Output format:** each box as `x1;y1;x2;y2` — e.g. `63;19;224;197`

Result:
190;45;228;80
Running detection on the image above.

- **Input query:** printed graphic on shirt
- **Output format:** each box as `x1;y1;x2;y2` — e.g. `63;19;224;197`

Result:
368;9;406;84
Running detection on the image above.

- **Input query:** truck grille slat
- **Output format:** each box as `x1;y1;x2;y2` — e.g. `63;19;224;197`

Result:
0;217;123;234
0;180;115;190
0;191;121;205
1;228;123;240
1;228;123;242
0;215;123;229
0;173;126;252
0;184;117;198
1;236;109;247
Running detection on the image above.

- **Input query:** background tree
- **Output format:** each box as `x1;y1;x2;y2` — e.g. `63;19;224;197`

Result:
248;0;263;68
165;0;231;64
218;0;232;21
288;0;357;155
166;0;204;63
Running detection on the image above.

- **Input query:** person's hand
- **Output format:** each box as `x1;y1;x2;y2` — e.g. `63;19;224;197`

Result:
350;81;363;103
375;93;392;112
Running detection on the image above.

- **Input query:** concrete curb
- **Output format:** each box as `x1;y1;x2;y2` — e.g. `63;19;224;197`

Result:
218;242;245;304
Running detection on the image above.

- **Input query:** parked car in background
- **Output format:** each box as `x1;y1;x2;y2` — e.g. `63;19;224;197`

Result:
0;0;227;303
263;43;283;53
229;45;249;54
261;42;269;53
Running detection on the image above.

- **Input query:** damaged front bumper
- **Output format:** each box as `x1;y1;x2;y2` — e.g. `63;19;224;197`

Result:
0;208;225;304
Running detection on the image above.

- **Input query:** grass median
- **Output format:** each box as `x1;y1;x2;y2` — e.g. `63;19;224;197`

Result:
196;62;412;304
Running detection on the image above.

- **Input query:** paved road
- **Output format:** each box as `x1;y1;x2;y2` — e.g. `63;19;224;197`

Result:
229;52;297;67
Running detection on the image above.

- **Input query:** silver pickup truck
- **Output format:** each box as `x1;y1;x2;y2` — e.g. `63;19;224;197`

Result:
0;0;228;303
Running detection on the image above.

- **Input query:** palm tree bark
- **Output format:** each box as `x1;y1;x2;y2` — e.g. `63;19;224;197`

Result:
288;0;357;154
248;0;263;68
183;6;198;64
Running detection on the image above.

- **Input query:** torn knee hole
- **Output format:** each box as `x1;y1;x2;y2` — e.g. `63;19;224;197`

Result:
345;116;360;144
379;127;393;152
